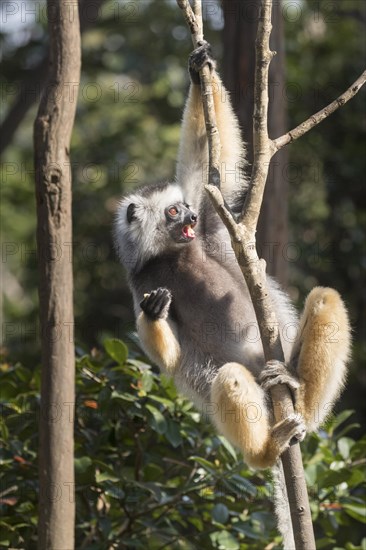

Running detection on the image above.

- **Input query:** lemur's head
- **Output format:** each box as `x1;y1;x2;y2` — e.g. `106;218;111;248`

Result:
114;182;198;272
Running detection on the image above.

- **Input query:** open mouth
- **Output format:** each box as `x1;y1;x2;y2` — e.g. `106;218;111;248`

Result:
182;223;196;240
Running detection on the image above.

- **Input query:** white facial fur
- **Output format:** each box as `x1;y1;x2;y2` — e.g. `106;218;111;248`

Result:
114;183;184;272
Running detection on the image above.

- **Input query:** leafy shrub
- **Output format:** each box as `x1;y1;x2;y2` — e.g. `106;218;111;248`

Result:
0;341;365;549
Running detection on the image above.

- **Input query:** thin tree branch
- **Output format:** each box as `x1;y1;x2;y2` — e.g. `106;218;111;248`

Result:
176;0;198;37
177;1;362;548
192;0;203;41
240;5;276;232
273;69;366;151
204;184;240;235
177;0;221;188
177;1;317;549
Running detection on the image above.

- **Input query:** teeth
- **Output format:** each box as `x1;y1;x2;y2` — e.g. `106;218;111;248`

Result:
183;225;195;238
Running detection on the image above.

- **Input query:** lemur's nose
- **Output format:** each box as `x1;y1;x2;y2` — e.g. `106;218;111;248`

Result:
191;213;198;224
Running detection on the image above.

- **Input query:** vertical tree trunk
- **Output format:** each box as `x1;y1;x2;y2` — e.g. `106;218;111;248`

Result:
222;0;288;286
34;1;81;548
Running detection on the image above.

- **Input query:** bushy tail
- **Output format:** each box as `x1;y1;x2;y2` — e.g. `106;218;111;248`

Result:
272;462;295;550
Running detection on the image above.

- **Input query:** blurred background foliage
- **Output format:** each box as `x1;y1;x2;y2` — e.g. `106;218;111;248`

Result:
1;0;365;418
0;0;365;547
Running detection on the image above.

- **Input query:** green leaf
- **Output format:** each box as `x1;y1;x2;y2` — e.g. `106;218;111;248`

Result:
145;404;167;434
96;471;120;483
148;394;175;410
335;423;361;439
343;503;366;524
0;381;18;400
319;468;352;488
105;486;125;500
104;338;128;364
0;419;9;440
224;474;257;498
347;469;365;488
326;410;354;434
111;390;136;402
210;530;240;549
305;463;320;486
216;435;237;461
15;365;32;383
338;437;355;459
141;370;153;392
134;481;163;502
212;503;229;524
350;436;366;460
143;463;165;481
75;456;92;474
165;419;182;447
190;456;217;475
188;516;204;531
231;520;264;539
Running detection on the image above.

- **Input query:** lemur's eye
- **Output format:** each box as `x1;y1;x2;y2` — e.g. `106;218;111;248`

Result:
168;206;178;217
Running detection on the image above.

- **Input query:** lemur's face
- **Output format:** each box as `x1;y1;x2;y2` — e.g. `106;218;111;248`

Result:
164;202;198;244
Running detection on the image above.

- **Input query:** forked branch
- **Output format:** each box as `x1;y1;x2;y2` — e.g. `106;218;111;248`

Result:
274;69;366;150
176;1;365;549
177;0;221;187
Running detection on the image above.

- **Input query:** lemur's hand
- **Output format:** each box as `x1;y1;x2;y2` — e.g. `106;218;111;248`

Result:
189;40;216;85
260;361;305;445
272;412;307;449
140;288;172;321
259;360;300;401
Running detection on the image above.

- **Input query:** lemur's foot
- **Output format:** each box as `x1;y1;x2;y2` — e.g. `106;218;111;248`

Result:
140;288;172;321
259;360;300;396
272;413;307;452
189;40;216;84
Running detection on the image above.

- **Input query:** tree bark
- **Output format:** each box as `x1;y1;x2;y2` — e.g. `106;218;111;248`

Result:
222;0;288;286
178;1;365;548
34;1;81;548
178;1;315;548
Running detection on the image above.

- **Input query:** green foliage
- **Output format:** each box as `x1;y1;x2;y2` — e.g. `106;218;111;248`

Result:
2;0;213;364
1;2;365;547
1;0;364;426
1;342;365;549
301;416;366;549
284;0;366;419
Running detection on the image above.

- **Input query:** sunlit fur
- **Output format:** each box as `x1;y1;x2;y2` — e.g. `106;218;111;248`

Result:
177;72;248;211
290;287;351;431
114;46;351;550
114;59;351;466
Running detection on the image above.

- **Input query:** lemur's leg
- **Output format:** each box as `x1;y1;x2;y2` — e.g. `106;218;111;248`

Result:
136;288;181;374
290;287;351;431
210;363;306;469
177;41;246;204
258;287;350;432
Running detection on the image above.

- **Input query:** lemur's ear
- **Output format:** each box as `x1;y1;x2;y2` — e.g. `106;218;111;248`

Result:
127;203;136;223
